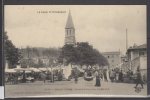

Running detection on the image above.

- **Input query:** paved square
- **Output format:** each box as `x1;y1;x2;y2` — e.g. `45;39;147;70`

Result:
5;77;147;97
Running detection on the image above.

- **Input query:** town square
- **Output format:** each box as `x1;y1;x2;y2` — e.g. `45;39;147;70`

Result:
4;5;147;97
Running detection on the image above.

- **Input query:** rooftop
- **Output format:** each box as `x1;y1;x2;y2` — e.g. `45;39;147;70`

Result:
102;51;120;55
128;44;146;50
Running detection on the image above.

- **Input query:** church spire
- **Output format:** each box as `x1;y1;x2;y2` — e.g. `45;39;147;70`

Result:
65;10;74;29
65;10;76;45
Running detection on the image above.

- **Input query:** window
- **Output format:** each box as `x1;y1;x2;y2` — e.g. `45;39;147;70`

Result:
139;52;144;56
112;60;114;63
67;30;69;35
70;29;71;35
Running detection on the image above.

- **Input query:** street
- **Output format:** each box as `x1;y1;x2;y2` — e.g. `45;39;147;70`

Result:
5;77;147;97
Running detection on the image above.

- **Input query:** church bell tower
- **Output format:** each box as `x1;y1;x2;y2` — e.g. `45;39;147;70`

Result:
65;11;76;45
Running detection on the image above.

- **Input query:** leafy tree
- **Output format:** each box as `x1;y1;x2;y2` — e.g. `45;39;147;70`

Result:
4;32;21;68
76;42;99;66
61;44;77;65
59;42;109;68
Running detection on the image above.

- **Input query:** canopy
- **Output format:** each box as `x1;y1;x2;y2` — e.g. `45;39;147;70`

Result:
14;67;33;73
5;69;16;73
38;68;48;71
29;68;40;72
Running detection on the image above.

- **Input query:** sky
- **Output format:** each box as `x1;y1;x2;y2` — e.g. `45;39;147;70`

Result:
4;5;146;55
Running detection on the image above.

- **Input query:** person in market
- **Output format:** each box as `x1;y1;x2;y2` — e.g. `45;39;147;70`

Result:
58;69;63;81
95;70;101;87
103;69;108;82
74;67;79;84
22;70;26;83
118;70;123;82
40;71;47;83
109;69;115;82
134;67;144;89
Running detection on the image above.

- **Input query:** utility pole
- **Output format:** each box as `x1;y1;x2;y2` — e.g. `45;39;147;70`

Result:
27;46;30;68
126;28;128;51
126;28;131;70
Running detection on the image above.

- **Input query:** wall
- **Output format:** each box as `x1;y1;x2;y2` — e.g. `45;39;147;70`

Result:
131;57;140;73
140;56;147;70
103;53;121;69
140;56;147;81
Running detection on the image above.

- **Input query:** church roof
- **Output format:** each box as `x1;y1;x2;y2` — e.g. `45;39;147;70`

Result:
65;11;74;28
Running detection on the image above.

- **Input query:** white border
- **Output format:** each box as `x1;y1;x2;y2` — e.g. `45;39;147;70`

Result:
5;94;149;98
0;86;4;99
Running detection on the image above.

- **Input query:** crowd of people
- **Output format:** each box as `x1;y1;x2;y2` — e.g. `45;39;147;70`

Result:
82;66;146;88
5;69;65;84
109;69;124;82
5;66;146;90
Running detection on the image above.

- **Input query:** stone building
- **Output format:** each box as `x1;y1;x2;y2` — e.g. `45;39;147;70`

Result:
102;51;121;69
126;44;147;74
65;11;76;45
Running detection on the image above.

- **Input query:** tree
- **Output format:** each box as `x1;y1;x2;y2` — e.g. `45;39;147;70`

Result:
4;32;21;68
76;42;103;67
59;42;109;68
61;44;78;65
93;49;109;66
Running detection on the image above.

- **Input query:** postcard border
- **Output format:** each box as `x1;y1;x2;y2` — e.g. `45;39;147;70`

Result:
1;0;150;100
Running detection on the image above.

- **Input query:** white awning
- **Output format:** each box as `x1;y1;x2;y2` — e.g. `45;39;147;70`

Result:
5;69;16;73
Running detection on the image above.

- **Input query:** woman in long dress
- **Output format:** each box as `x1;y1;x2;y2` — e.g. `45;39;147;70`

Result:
95;70;101;87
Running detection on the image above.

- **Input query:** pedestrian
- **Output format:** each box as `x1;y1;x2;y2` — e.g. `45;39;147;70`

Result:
58;69;63;81
95;70;101;87
114;70;117;81
134;68;144;89
22;70;26;83
100;70;103;81
14;73;18;84
40;71;47;83
103;69;108;82
50;70;55;83
110;69;115;82
74;68;78;84
118;70;123;82
9;74;13;84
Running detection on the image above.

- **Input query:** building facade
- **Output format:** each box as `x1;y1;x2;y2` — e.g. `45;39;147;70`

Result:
102;51;121;69
126;44;147;73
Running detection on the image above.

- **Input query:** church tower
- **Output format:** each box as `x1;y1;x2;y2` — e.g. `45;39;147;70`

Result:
65;11;76;45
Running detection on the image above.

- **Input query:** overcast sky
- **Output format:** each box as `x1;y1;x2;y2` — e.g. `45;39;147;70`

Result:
4;5;146;55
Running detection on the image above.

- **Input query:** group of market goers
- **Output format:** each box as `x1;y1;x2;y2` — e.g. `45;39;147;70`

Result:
93;67;145;88
5;69;65;84
5;66;145;89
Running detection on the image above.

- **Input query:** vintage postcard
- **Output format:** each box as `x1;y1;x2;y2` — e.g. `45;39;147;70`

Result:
4;5;147;97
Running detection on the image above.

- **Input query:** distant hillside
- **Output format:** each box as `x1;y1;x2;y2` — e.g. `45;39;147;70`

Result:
19;47;61;59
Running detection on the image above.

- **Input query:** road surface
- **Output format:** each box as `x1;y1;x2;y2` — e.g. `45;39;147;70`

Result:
5;77;147;97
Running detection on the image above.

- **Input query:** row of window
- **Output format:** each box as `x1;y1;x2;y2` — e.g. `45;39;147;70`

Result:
139;52;145;56
66;29;73;36
106;55;118;58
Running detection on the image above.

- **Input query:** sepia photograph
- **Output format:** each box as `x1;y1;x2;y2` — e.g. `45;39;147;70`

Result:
4;5;147;97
